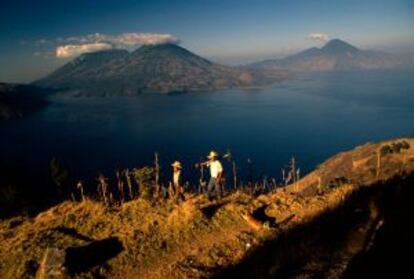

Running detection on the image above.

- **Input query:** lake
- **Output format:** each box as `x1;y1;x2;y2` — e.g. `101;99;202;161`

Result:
1;69;414;189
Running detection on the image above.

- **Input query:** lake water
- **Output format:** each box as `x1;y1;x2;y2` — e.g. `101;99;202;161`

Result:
1;69;414;188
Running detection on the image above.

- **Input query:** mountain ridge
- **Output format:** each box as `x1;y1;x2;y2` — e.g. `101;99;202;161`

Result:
34;43;289;96
249;38;412;71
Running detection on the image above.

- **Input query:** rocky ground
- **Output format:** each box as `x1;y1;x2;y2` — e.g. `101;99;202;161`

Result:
0;138;413;278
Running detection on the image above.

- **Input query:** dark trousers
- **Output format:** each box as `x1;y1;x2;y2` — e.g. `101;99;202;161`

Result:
206;177;222;199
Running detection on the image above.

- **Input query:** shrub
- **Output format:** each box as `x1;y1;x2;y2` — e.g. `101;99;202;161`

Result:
132;167;155;200
380;141;410;156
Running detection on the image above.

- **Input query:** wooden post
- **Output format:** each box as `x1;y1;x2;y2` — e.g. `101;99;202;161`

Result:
271;177;277;191
124;169;133;200
77;181;85;202
232;161;237;190
97;174;108;204
116;170;124;204
199;164;205;194
291;157;296;183
154;153;160;198
317;176;322;194
102;177;108;204
296;168;301;181
247;158;253;187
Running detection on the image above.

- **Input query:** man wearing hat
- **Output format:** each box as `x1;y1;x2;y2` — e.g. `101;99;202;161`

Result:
203;151;223;200
171;161;185;201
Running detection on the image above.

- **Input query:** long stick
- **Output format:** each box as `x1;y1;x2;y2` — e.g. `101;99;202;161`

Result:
232;161;237;190
125;169;133;200
291;157;296;183
247;158;253;186
155;152;160;198
199;165;205;194
116;170;124;204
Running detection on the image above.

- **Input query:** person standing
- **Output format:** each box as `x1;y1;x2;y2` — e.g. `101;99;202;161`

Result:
171;161;185;202
202;151;223;200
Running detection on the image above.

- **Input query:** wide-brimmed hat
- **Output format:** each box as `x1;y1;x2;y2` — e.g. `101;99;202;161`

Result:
171;161;182;169
207;150;219;159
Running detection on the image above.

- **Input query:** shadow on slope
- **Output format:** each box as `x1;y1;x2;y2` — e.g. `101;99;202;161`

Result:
214;172;414;278
65;237;124;275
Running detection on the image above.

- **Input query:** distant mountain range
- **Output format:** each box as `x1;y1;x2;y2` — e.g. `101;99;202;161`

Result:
0;83;50;120
34;43;289;96
249;39;413;71
31;39;414;96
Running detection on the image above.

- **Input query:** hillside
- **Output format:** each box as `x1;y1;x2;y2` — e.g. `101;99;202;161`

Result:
33;44;289;96
0;83;50;120
250;39;410;71
1;138;413;278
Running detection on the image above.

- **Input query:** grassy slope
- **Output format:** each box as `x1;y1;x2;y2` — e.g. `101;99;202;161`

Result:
0;138;413;278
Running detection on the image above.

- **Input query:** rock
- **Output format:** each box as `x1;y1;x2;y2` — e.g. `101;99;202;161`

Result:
35;247;66;279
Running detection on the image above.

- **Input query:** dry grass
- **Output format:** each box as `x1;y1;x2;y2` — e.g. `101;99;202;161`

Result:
0;138;413;278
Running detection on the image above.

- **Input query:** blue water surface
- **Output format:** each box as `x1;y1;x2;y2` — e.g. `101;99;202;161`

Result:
1;69;413;186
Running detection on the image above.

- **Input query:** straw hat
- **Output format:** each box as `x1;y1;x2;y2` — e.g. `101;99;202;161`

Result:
207;150;219;159
171;161;182;169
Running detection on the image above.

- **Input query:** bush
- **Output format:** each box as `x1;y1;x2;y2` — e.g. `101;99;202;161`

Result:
326;177;349;190
132;167;155;200
380;141;410;156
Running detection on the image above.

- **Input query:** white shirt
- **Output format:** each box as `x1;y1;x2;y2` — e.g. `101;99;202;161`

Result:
208;160;223;178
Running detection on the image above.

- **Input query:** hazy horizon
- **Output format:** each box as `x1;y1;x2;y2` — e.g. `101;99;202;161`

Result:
1;0;414;83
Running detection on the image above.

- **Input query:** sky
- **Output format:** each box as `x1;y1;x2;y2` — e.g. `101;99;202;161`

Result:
1;0;413;83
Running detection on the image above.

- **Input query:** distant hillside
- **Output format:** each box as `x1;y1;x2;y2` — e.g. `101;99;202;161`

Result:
34;44;289;96
250;39;412;71
0;83;50;120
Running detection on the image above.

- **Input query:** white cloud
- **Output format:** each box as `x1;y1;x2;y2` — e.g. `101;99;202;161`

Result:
62;32;179;47
56;43;113;58
54;32;179;58
308;33;329;42
114;33;179;46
